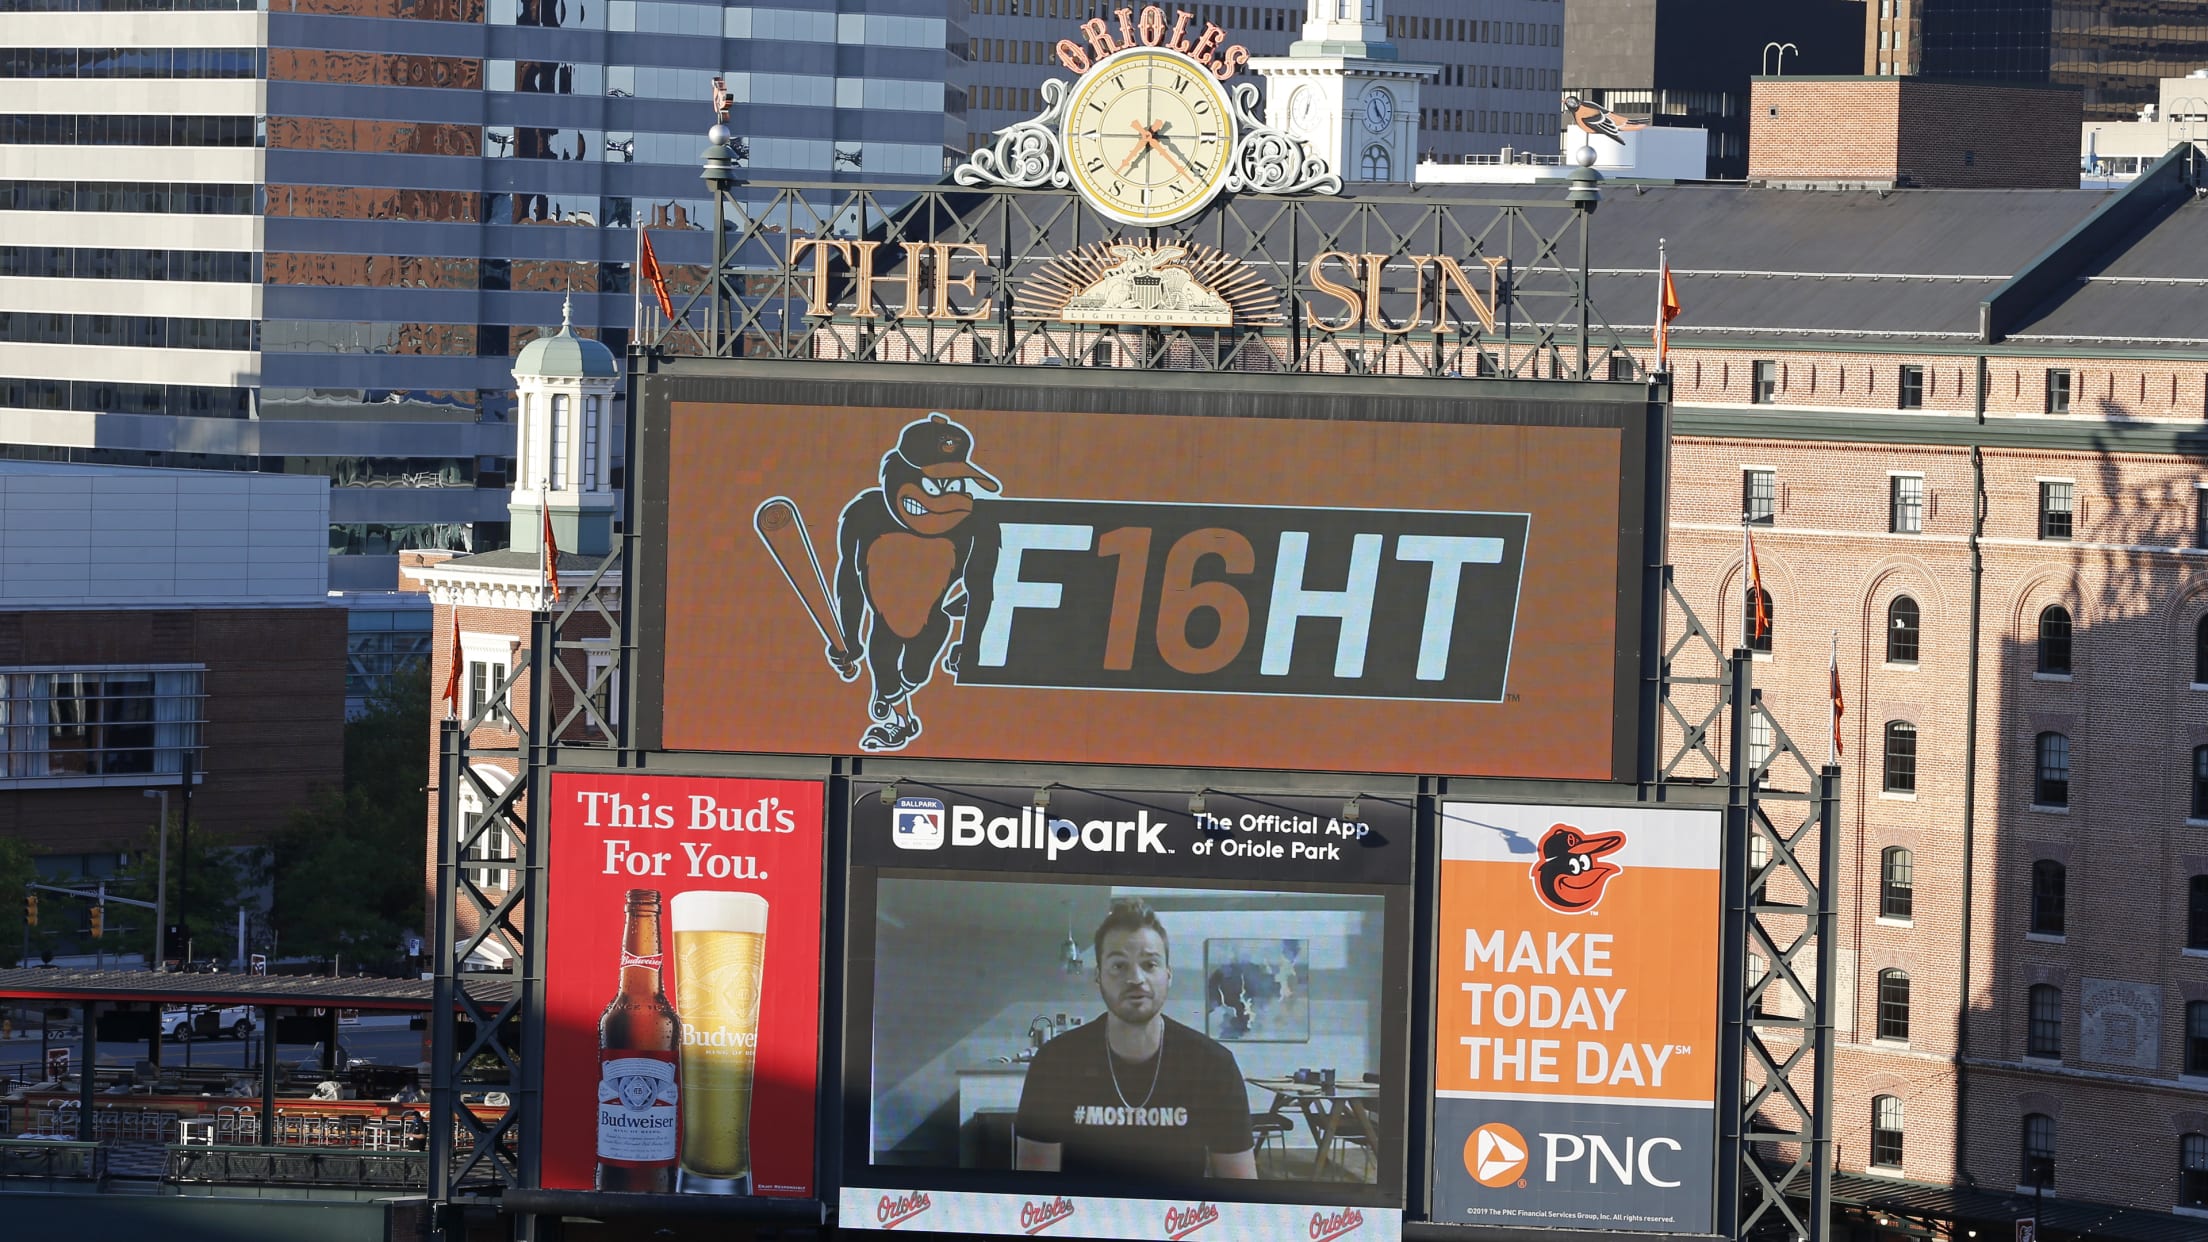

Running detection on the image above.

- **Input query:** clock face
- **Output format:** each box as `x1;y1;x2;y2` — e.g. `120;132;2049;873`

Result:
1063;47;1237;228
1288;85;1320;135
1362;87;1395;133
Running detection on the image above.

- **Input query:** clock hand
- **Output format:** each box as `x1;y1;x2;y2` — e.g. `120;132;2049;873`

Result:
1116;121;1152;175
1145;129;1194;181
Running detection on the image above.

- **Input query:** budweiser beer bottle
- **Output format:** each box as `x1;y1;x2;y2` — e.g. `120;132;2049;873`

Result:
596;889;680;1192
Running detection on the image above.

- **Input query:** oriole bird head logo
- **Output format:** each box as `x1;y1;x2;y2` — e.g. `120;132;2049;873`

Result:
1531;823;1625;914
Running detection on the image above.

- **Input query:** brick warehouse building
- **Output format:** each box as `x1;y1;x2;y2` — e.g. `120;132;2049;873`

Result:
420;144;2208;1233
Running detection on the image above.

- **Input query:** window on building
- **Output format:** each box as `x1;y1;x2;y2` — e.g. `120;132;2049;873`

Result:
2026;984;2062;1058
1752;360;1777;404
1898;365;1925;409
2030;859;2066;935
548;393;569;491
1744;587;1774;654
1359;144;1391;181
2196;489;2208;551
0;666;205;783
1881;847;1914;921
2181;1133;2208;1208
1748;709;1774;784
2034;733;2070;807
1871;1095;1904;1169
2195;615;2208;684
1743;469;1775;524
2189;1002;2208;1076
1890;474;1923;533
459;771;515;892
2039;606;2072;674
2039;481;2074;540
466;655;512;728
1887;596;1921;664
1883;721;1917;793
1876;969;1911;1042
2190;875;2208;951
582;395;602;491
2045;368;2072;414
2022;1113;2056;1189
1608;354;1637;381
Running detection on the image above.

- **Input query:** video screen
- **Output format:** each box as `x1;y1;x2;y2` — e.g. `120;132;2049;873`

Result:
858;874;1399;1198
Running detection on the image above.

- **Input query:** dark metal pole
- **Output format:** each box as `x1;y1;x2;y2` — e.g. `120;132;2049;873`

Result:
177;751;193;961
517;608;555;1194
77;1002;97;1140
429;718;461;1230
1713;653;1753;1240
1810;765;1843;1242
1637;384;1672;795
261;1005;279;1140
1578;211;1592;379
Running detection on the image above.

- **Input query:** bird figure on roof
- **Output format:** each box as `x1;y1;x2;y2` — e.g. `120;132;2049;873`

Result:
1564;96;1646;142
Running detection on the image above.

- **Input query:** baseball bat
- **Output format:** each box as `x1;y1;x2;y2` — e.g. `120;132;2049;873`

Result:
754;497;850;654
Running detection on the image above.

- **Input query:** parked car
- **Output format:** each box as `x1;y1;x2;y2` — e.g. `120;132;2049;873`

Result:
159;1005;256;1041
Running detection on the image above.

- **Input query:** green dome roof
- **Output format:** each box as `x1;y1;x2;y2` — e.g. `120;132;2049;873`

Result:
514;297;618;379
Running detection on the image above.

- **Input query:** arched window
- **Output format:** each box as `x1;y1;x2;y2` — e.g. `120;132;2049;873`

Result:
2196;616;2208;685
2027;984;2062;1058
2021;1113;2056;1189
2034;733;2070;807
1880;847;1914;921
2029;860;2066;936
2181;1132;2208;1209
1883;721;1918;793
2187;1001;2208;1076
2038;605;2072;674
1744;587;1774;654
2190;875;2208;951
1360;144;1392;181
1887;596;1921;664
1871;1095;1904;1169
1876;969;1910;1043
2194;747;2208;820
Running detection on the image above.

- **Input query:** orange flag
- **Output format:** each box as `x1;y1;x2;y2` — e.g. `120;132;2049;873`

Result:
1657;249;1682;371
1830;634;1846;760
639;228;675;321
441;607;462;718
1745;526;1770;641
542;502;562;604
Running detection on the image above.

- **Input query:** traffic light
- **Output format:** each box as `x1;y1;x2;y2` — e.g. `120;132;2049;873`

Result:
89;904;104;939
22;891;34;926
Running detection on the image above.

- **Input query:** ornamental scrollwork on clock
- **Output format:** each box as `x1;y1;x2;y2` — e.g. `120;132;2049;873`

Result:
952;77;1073;191
1223;81;1342;198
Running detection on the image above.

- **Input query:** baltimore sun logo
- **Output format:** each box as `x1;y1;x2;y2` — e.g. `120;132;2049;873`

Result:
1530;823;1625;914
1465;1121;1530;1188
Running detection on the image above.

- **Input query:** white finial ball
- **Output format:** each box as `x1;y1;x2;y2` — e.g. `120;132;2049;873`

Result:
708;122;732;146
1575;144;1598;168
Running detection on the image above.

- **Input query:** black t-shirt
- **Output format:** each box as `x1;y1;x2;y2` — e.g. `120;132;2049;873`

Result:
1014;1015;1252;1179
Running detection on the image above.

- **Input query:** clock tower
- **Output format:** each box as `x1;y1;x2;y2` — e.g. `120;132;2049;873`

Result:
1251;0;1436;184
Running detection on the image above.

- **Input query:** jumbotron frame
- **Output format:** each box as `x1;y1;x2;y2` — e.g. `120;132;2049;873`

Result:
427;176;1840;1242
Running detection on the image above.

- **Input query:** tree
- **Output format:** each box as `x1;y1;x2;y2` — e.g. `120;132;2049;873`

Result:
0;835;35;968
270;658;430;964
105;819;257;964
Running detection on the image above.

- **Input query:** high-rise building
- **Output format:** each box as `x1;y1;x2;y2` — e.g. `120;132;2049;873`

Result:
0;0;968;589
1563;0;1864;178
1869;0;2208;122
963;0;1564;169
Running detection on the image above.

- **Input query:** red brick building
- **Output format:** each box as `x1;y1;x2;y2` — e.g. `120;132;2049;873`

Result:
1749;76;2084;189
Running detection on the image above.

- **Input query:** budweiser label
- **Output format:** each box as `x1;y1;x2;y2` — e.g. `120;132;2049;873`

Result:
619;950;663;971
597;1051;679;1162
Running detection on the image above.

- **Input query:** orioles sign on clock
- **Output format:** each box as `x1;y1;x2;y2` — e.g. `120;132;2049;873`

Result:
1064;46;1237;227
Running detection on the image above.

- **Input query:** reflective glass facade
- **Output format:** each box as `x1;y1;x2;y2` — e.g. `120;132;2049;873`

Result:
1877;1;2208;122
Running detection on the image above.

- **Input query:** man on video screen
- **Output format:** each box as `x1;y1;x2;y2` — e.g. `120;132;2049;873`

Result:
1014;900;1257;1179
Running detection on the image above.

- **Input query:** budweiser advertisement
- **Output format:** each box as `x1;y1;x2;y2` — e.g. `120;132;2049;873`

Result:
1431;802;1721;1233
841;781;1411;1236
543;772;826;1198
643;370;1654;779
835;1188;1397;1241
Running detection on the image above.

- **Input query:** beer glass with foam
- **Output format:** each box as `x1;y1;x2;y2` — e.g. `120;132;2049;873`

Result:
669;890;766;1194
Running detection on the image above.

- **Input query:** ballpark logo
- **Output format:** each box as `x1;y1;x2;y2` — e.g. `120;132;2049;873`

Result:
1162;1201;1219;1240
1465;1121;1530;1188
890;796;946;850
875;1191;932;1229
752;413;1532;754
1530;823;1625;914
1019;1195;1077;1234
1308;1207;1366;1242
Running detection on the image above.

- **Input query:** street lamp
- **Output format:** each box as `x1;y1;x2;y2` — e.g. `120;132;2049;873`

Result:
1566;145;1602;379
142;788;168;970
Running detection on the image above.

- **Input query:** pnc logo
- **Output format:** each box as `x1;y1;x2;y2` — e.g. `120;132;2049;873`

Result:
1530;823;1625;914
1466;1121;1530;1188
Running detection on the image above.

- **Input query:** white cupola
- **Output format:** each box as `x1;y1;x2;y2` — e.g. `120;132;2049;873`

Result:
510;295;619;558
1254;0;1436;185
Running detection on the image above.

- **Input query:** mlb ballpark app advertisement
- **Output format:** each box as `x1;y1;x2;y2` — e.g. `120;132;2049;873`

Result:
658;397;1636;778
1431;802;1721;1233
542;773;825;1197
841;781;1412;1237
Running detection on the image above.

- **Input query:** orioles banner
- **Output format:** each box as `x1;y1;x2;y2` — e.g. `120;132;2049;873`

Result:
1431;802;1721;1234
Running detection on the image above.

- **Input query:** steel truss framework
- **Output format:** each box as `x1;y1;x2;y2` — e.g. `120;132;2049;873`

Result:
429;177;1836;1242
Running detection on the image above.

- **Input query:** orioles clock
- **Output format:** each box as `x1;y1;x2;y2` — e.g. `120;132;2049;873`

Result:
1063;46;1236;228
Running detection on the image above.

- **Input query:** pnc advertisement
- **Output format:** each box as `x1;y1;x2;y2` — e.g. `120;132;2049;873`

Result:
652;389;1643;778
1431;802;1721;1234
542;772;825;1199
